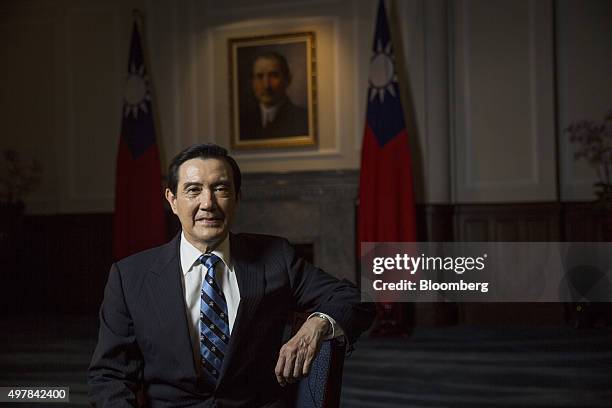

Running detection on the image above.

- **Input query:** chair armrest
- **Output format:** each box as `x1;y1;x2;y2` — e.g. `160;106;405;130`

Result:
295;338;346;408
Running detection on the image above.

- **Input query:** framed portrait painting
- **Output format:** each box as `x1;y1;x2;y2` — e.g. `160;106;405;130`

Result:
228;32;317;150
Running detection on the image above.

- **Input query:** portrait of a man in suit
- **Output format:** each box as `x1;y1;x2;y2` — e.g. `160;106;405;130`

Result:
88;143;374;407
240;52;308;141
230;32;316;149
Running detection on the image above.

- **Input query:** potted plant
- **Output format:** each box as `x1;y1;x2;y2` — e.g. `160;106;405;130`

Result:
0;149;42;259
566;111;612;206
566;111;612;327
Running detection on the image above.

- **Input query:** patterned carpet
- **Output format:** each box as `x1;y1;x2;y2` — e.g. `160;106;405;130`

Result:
341;327;612;408
1;315;611;407
0;315;95;407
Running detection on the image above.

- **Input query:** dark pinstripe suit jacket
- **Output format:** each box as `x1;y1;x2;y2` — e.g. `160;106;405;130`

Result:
88;232;374;408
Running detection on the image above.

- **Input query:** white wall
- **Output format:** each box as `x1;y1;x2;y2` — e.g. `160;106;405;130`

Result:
557;0;612;201
1;0;450;213
0;0;136;213
451;0;557;203
450;0;612;203
1;0;610;214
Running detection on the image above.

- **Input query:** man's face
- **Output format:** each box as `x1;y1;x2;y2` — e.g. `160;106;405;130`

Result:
165;157;238;252
252;57;289;108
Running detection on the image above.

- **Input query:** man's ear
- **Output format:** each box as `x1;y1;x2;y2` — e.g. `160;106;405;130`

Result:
165;188;178;215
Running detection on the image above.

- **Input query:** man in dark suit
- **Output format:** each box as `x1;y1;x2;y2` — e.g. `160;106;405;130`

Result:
239;52;309;140
88;143;374;407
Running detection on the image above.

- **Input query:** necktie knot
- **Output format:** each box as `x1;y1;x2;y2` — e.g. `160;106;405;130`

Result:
200;253;220;271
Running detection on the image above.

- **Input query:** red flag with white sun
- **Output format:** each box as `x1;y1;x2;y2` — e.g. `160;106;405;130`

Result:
113;19;167;260
358;0;417;335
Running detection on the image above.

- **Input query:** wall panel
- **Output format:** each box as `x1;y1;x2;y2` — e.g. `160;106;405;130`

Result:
0;13;60;212
65;7;120;212
557;0;612;201
453;0;556;202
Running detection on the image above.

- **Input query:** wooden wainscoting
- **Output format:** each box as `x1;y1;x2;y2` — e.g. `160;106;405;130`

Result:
563;202;612;241
454;203;562;242
0;212;181;316
450;202;611;326
1;213;113;315
1;201;609;324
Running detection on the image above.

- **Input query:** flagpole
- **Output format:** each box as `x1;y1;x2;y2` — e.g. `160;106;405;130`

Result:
128;8;168;197
132;9;144;27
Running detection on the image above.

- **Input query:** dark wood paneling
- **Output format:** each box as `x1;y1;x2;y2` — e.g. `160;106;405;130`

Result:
454;204;563;325
416;204;454;242
414;204;458;326
1;214;113;315
453;201;612;243
563;202;612;241
454;203;561;242
2;201;609;326
1;211;180;316
452;202;612;326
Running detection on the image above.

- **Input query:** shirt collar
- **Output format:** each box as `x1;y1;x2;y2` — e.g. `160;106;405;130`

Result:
259;103;280;126
179;232;231;275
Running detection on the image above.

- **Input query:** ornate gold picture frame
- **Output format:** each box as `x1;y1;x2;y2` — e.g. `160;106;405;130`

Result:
228;32;317;150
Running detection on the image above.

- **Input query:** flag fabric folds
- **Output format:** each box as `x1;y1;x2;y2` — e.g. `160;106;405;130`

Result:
359;0;416;246
358;0;417;335
113;20;167;261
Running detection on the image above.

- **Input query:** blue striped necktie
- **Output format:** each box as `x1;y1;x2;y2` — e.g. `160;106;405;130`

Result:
199;254;230;384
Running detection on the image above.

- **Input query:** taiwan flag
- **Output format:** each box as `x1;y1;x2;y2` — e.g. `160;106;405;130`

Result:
358;0;417;334
113;20;167;261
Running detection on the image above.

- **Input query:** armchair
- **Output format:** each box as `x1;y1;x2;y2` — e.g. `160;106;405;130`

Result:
295;338;347;408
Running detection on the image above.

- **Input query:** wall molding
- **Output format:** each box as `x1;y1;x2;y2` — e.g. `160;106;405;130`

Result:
452;0;556;202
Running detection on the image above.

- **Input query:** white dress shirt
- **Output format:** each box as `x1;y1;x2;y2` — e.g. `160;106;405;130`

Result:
179;232;344;370
180;233;239;371
259;104;280;127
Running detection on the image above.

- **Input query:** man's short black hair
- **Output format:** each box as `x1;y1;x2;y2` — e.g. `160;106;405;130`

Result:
168;143;241;198
252;51;291;81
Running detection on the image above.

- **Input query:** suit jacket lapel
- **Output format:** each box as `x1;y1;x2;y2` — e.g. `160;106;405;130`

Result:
218;233;266;385
146;233;197;379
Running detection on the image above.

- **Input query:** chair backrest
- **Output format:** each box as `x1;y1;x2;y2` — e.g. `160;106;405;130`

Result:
295;338;346;408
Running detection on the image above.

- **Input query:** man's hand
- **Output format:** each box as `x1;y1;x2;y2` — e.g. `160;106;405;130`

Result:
274;316;330;387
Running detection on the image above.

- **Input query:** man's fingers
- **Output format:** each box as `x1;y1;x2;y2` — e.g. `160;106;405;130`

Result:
276;319;327;384
293;348;306;378
276;341;302;386
301;345;317;376
275;353;287;386
283;348;297;379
